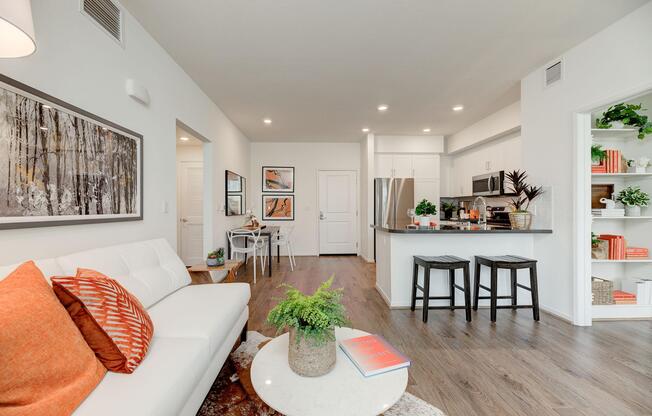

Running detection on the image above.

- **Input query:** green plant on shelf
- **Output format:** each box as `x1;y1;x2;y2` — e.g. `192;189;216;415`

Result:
267;276;349;345
415;199;437;216
616;186;650;207
591;232;601;248
595;103;652;140
591;144;607;163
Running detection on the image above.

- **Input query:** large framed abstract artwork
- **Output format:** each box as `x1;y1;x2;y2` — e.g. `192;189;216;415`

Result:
262;195;294;221
262;166;294;193
0;74;143;229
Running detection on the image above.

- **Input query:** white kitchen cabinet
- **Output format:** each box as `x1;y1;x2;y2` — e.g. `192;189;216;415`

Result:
392;155;413;178
375;154;394;178
412;154;439;179
414;179;440;208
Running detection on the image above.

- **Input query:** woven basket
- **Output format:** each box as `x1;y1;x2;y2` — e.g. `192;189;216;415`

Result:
591;277;613;305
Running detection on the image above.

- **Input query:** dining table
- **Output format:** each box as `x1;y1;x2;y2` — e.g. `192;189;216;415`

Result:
226;225;280;277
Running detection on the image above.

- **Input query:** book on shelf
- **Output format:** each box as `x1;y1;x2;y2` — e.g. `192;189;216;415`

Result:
604;149;626;173
598;235;626;260
592;209;625;217
626;247;649;259
621;279;652;305
612;290;636;304
339;334;410;377
591;162;607;174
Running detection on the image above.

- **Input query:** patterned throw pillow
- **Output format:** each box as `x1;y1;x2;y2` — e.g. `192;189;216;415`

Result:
51;269;154;374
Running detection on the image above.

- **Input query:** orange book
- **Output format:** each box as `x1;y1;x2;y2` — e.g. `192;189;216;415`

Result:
340;335;410;377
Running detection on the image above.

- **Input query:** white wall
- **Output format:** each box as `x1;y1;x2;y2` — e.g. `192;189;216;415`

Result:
521;1;652;323
0;0;250;265
250;142;361;256
360;134;375;261
375;135;444;153
447;101;520;154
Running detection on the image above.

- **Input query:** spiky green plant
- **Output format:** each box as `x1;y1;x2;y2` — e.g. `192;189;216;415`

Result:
267;276;349;345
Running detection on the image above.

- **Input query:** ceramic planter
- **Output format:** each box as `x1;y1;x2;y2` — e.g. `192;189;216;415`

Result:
508;211;532;230
206;257;224;267
417;215;432;227
288;327;336;377
625;205;641;217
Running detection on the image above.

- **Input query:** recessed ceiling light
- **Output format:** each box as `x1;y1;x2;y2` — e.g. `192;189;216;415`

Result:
263;118;272;125
179;136;190;141
452;105;464;112
423;128;431;133
362;128;370;133
377;104;388;112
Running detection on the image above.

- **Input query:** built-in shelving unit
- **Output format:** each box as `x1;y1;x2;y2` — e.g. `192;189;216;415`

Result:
589;104;652;321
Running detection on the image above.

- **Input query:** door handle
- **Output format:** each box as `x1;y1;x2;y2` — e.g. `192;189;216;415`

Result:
319;211;326;220
181;218;188;223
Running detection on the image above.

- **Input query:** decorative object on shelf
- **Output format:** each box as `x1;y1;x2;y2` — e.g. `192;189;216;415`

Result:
591;232;608;260
613;290;637;305
616;186;649;217
591;144;607;173
206;248;225;267
599;234;626;260
262;195;294;221
0;74;143;230
225;170;246;216
627;157;650;174
0;0;36;58
505;170;544;230
595;103;652;140
267;276;349;377
243;208;260;228
599;197;616;210
625;246;649;260
591;184;615;209
441;201;457;220
591;277;614;305
415;199;437;227
262;166;295;192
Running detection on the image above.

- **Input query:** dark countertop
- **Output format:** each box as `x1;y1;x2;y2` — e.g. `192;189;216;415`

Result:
371;224;553;234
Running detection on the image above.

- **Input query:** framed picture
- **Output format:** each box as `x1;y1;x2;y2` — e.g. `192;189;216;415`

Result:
0;74;143;230
262;166;294;192
262;195;294;221
227;194;243;216
226;170;242;192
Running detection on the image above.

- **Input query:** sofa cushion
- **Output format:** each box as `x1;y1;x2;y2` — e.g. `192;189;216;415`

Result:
74;336;210;416
0;262;107;416
0;258;63;284
147;283;250;356
51;269;154;374
56;239;190;308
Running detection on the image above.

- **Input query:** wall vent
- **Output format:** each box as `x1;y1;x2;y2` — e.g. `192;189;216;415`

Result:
545;60;562;87
81;0;123;45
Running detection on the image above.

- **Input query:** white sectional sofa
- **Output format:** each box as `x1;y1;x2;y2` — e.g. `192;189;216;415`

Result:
0;239;250;416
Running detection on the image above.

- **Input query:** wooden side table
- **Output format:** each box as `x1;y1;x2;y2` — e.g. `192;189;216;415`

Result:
188;260;244;284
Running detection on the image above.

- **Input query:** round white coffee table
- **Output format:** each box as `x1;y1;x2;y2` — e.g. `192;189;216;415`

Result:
251;327;408;416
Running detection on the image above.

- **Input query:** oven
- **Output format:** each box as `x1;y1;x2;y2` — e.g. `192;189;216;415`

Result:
472;171;505;196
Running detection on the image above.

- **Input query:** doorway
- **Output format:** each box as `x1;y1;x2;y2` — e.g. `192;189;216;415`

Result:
176;124;206;265
318;170;358;255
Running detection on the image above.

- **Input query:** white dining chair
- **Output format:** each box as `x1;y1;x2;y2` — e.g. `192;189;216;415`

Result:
270;225;296;271
227;228;266;283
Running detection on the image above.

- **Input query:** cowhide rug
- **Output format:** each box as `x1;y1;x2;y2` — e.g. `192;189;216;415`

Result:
197;331;446;416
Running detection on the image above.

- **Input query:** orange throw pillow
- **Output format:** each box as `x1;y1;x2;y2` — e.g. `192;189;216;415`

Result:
0;261;106;416
51;268;154;374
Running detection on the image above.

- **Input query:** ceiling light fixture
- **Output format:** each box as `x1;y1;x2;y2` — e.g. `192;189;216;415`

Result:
179;136;190;141
362;128;370;133
0;0;37;58
452;105;464;112
423;128;431;133
263;118;272;125
377;104;388;112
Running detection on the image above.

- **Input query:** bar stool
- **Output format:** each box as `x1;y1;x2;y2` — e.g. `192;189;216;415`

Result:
411;255;472;323
473;255;540;322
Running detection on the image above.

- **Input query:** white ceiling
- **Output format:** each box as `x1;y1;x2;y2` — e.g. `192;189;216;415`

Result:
176;125;203;147
122;0;648;142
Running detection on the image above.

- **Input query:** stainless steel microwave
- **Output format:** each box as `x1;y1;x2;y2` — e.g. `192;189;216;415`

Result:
472;171;505;196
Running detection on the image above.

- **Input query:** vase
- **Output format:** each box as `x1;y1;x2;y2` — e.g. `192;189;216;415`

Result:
508;211;532;230
417;215;431;227
206;258;219;267
288;327;336;377
625;205;641;217
610;121;625;129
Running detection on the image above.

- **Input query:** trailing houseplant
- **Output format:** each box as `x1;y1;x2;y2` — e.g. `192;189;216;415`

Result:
267;276;349;377
206;248;225;266
504;170;544;229
595;103;652;140
415;198;438;227
616;186;649;217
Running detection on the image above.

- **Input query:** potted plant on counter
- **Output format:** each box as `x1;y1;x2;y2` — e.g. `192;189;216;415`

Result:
595;103;652;139
505;170;544;230
415;199;438;227
441;201;457;220
267;276;349;377
206;248;225;267
616;186;649;217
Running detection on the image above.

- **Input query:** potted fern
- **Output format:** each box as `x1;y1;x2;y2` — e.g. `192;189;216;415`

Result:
505;170;544;230
616;186;650;217
267;276;349;377
596;103;652;139
415;199;437;227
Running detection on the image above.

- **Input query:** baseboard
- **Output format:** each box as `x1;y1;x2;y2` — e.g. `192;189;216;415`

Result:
374;284;392;307
539;305;573;323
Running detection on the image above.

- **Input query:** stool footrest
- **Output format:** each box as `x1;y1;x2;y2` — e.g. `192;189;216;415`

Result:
415;296;453;301
420;306;470;310
478;295;514;300
495;305;534;309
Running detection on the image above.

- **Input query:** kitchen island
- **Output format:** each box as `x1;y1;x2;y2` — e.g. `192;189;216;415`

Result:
373;224;553;308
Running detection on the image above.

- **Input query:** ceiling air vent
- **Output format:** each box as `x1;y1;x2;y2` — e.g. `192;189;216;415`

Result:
81;0;123;45
545;60;562;87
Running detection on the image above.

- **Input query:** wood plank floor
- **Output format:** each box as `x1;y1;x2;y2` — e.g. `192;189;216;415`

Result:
232;255;652;416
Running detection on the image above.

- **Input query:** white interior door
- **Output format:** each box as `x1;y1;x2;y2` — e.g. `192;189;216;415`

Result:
319;170;357;254
179;161;204;265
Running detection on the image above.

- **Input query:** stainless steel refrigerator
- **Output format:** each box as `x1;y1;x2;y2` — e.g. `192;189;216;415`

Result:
374;178;415;229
